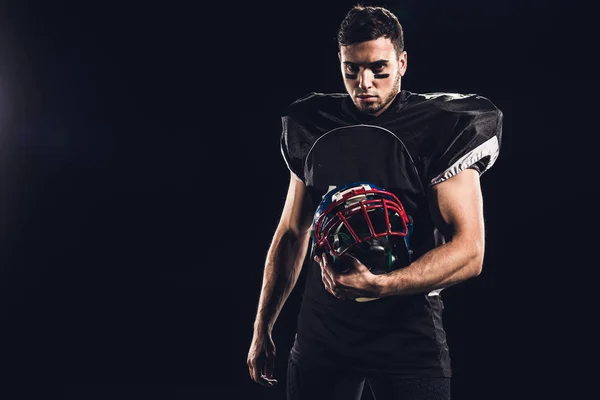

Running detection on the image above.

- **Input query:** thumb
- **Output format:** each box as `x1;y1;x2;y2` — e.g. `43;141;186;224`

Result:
345;253;369;271
262;352;278;385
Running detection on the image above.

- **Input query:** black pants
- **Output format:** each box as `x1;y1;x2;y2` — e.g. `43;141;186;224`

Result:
287;354;451;400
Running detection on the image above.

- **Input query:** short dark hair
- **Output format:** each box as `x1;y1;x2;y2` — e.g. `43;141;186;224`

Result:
337;5;404;55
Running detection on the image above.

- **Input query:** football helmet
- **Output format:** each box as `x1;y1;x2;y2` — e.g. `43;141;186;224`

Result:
312;182;414;275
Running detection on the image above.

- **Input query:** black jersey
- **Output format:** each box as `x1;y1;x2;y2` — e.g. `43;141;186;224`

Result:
280;90;503;377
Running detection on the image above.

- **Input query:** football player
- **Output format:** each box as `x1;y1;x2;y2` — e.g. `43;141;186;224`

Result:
248;5;503;400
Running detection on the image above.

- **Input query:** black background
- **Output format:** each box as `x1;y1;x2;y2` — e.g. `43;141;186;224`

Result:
0;0;596;399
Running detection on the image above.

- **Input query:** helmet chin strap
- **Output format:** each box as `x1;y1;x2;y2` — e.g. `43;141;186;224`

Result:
355;297;379;303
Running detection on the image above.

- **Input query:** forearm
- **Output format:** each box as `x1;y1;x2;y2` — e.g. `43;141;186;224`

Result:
378;237;483;297
253;229;310;334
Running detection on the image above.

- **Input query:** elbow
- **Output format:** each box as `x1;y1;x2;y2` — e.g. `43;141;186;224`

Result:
453;234;484;278
469;240;485;278
470;258;483;278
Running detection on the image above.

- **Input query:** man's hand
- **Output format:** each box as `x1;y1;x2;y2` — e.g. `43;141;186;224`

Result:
315;252;382;300
247;331;278;387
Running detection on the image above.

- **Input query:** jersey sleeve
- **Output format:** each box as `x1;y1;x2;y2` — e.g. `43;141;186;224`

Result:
280;114;307;182
426;96;503;186
279;92;335;183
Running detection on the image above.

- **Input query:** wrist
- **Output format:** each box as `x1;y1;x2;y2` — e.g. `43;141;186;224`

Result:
254;321;273;335
374;273;389;297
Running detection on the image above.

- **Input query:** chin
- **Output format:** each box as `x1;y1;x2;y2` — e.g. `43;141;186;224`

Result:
356;103;382;115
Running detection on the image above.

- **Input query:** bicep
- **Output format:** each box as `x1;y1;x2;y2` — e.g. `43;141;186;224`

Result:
279;172;315;236
428;168;484;245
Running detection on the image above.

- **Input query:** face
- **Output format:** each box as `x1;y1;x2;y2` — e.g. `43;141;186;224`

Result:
338;37;407;116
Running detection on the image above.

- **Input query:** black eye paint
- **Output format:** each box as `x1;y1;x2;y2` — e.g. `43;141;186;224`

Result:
345;73;390;80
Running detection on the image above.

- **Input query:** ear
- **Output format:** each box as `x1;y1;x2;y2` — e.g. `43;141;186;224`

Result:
338;52;342;62
399;51;408;76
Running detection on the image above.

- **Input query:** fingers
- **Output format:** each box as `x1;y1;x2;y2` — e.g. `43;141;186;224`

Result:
247;354;260;383
316;253;348;300
262;356;278;386
248;352;278;387
248;358;277;387
316;254;335;294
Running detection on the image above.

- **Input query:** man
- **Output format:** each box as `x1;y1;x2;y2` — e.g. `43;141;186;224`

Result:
248;5;503;400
